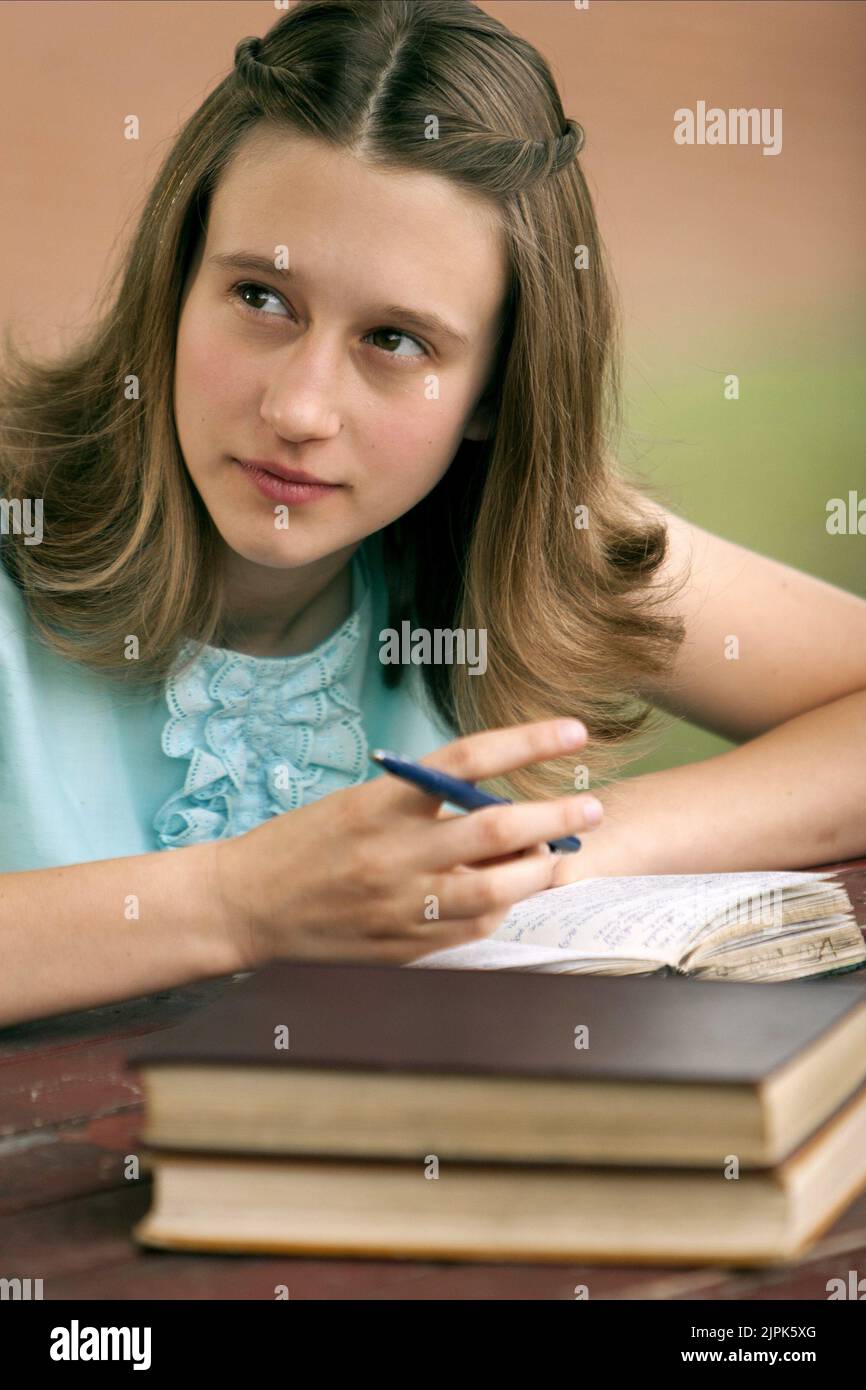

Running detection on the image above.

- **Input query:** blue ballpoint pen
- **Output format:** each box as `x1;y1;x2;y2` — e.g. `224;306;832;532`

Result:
369;748;582;853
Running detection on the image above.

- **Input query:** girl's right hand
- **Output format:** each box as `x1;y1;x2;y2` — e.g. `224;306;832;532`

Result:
211;718;602;969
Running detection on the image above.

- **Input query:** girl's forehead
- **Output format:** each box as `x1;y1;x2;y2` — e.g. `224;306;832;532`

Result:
205;136;509;335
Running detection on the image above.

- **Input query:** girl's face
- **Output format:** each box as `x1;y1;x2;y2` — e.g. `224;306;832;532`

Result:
173;124;509;579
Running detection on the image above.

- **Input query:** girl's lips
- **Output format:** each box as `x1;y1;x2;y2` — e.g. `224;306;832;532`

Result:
234;459;343;505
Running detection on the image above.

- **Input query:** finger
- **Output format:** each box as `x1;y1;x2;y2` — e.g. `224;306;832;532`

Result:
420;718;588;782
423;794;602;873
440;813;559;872
440;845;557;920
438;809;548;865
372;846;558;936
465;841;553;871
371;719;588;818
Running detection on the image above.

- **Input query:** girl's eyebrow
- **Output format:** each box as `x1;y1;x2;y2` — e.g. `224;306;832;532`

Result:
208;250;471;347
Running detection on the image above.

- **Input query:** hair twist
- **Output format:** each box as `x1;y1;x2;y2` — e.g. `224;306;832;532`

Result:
234;35;265;76
552;117;585;170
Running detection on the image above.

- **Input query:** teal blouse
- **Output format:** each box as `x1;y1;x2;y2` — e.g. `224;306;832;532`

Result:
0;531;455;873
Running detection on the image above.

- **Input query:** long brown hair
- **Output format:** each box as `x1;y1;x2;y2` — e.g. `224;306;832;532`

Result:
0;0;687;800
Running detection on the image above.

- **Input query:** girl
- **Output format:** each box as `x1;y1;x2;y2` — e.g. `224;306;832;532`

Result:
1;0;864;1026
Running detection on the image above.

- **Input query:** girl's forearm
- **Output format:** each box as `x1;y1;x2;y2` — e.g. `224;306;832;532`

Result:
558;689;866;880
0;843;242;1028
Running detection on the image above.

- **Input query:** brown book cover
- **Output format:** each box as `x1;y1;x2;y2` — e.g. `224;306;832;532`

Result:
127;958;866;1083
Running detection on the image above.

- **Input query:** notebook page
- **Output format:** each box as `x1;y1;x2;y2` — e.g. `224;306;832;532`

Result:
411;870;839;971
408;938;589;972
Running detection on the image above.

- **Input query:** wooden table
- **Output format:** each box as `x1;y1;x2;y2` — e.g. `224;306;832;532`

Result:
2;858;865;1301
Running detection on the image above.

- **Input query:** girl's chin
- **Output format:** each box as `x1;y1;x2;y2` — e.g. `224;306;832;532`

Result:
215;528;343;570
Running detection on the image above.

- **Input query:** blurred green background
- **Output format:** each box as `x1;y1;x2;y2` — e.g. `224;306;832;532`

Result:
618;308;865;776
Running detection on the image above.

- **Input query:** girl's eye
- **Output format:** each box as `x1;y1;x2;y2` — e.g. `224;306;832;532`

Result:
228;282;429;363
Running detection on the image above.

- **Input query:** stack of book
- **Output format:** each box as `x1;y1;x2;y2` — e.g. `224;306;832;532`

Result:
127;868;866;1265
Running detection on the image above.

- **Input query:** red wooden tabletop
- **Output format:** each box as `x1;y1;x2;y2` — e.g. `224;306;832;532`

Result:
2;857;865;1301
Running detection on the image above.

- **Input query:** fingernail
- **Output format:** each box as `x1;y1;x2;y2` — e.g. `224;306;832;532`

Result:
557;719;587;746
583;797;604;825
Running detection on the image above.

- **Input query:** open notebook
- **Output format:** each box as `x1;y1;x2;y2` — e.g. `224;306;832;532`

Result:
410;869;865;982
